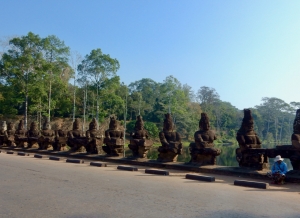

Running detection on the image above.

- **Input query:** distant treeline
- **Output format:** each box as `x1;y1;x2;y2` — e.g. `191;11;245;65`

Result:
0;32;299;143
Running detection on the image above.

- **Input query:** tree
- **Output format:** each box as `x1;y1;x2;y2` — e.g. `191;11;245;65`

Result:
78;49;120;123
0;32;44;128
42;35;70;120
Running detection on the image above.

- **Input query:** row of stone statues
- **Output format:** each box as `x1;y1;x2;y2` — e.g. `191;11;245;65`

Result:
1;108;300;170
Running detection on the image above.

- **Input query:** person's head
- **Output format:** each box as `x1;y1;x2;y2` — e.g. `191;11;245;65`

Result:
274;155;284;163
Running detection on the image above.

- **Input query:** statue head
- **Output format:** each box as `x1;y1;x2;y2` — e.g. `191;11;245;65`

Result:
54;122;62;130
239;109;254;133
73;118;81;130
7;122;14;130
163;113;174;131
135;115;144;131
17;120;24;130
89;118;98;130
199;113;210;131
42;120;51;130
109;116;118;130
0;121;7;131
293;109;300;134
30;122;38;131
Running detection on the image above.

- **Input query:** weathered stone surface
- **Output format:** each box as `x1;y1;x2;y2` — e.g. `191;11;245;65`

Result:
189;113;221;165
0;121;7;147
38;120;55;150
102;116;124;156
90;162;107;167
145;169;169;175
66;159;84;164
185;174;215;182
4;122;16;147
117;165;138;171
234;180;269;189
67;118;86;153
128;115;153;159
85;118;104;154
236;109;268;170
14;120;27;148
26;122;40;149
157;113;182;162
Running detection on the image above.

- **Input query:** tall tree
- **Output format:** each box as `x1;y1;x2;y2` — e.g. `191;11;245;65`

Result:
42;35;70;121
78;49;120;123
0;32;44;128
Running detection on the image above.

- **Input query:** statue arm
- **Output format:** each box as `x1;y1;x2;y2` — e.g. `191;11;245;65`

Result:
175;132;182;143
159;132;168;145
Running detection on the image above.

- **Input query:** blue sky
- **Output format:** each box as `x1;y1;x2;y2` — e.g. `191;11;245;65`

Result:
1;0;300;109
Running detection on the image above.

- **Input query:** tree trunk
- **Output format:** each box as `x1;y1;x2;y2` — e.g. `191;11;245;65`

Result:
48;77;52;122
73;75;76;122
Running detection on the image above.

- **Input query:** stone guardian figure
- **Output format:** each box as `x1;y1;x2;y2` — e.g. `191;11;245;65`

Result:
189;113;221;165
236;109;268;170
128;115;153;158
157;113;182;162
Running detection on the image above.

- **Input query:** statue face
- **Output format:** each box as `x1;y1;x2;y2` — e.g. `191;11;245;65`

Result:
7;123;14;130
136;122;143;130
201;123;209;131
165;120;172;131
89;122;97;130
73;122;80;130
30;123;38;131
43;123;51;130
245;122;254;132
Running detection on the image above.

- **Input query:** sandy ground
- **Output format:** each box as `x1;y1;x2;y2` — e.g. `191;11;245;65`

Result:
0;152;299;218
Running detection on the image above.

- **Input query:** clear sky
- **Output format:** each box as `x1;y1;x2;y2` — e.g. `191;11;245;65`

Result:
1;0;300;109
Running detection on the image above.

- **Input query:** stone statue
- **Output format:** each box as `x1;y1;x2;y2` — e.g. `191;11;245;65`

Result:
15;120;27;147
288;109;300;170
189;113;221;165
67;118;86;152
236;109;268;170
103;116;124;156
53;122;68;151
157;113;182;162
26;121;40;148
0;121;7;146
291;109;300;149
38;120;55;150
128;115;153;158
85;118;104;154
4;122;16;147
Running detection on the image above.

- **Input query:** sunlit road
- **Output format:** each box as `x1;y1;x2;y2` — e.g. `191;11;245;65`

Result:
0;153;299;218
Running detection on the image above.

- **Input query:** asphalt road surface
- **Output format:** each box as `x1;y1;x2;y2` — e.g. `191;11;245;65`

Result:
0;153;299;218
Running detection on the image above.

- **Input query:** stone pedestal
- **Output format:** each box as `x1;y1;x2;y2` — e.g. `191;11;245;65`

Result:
189;142;221;165
27;137;39;149
128;139;153;158
103;138;124;156
157;142;182;162
86;138;104;154
53;137;69;151
236;148;269;170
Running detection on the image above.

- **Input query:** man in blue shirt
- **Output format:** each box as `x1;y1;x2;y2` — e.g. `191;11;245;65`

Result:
267;155;288;184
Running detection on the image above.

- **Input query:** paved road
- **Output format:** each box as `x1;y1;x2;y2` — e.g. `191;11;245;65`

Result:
0;153;299;218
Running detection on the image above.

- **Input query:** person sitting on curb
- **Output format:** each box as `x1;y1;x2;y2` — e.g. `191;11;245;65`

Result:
267;155;288;184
